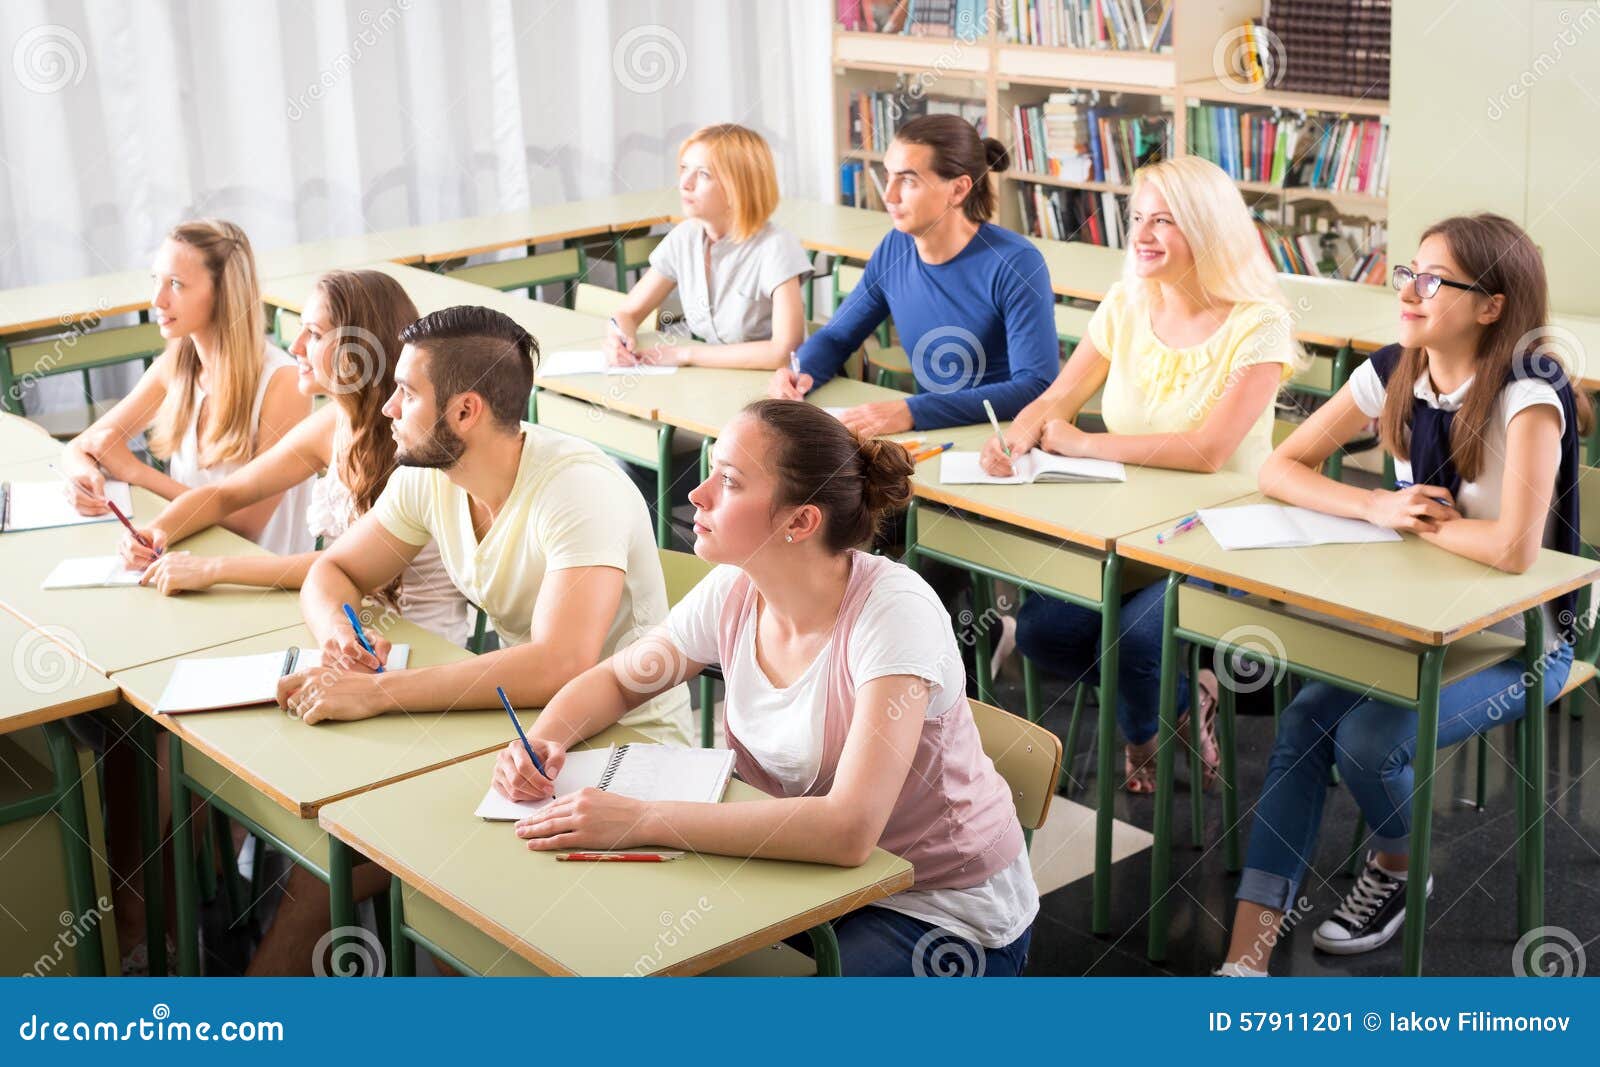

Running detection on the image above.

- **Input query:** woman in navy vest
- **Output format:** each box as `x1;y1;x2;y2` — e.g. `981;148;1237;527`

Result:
1216;214;1588;973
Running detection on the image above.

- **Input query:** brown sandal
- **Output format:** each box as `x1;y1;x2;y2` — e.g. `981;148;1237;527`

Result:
1182;669;1221;791
1123;737;1158;794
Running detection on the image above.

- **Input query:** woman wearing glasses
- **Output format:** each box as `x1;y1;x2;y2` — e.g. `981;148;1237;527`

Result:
1216;214;1588;974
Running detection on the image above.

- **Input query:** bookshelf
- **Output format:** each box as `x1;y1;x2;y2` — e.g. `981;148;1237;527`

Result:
831;0;1395;286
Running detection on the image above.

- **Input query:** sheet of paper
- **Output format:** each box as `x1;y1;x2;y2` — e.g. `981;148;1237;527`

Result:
1198;505;1400;550
538;350;677;377
1284;507;1402;546
41;556;145;589
939;450;1029;485
156;644;411;714
605;744;735;803
474;747;615;820
4;480;133;532
1028;452;1127;483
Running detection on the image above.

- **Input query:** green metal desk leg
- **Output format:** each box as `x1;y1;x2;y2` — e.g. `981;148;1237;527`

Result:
135;716;167;978
328;837;360;974
1189;643;1204;847
1147;573;1183;960
1400;647;1447;976
655;425;676;549
388;880;415;977
1217;683;1241;873
1519;608;1547;952
42;722;106;975
1092;553;1124;935
699;435;714;482
168;734;200;975
972;574;996;706
1060;684;1086;794
699;675;716;749
807;922;842;977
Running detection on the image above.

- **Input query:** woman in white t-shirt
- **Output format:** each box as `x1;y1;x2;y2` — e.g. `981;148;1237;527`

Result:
118;269;473;648
602;123;812;370
1217;214;1588;975
491;399;1038;976
61;218;314;554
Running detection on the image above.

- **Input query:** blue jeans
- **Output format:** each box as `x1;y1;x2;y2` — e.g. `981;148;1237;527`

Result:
1016;580;1186;745
792;906;1032;977
1236;643;1573;911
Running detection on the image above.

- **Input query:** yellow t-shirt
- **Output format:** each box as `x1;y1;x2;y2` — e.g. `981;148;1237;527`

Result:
372;422;692;743
1087;282;1296;475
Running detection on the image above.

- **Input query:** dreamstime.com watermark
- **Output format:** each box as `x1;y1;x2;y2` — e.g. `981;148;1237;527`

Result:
17;1005;284;1043
1486;3;1600;120
20;896;114;977
628;896;714;975
285;0;412;121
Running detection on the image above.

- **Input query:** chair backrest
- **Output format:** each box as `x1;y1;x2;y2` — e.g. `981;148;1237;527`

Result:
658;547;714;608
834;263;867;298
574;283;658;332
1579;464;1600;549
968;698;1061;831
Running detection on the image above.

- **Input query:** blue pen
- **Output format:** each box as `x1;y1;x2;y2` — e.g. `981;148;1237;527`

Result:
341;603;384;673
1395;480;1457;511
497;686;549;780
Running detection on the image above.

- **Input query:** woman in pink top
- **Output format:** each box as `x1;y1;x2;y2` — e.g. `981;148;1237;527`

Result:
495;399;1037;976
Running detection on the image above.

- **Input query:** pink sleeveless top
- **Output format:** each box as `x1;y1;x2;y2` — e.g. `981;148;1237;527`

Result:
716;550;1024;891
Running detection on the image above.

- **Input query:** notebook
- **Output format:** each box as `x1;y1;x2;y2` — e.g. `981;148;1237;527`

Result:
1197;505;1402;550
0;480;134;533
154;645;412;714
475;743;736;821
537;350;678;377
939;450;1126;486
42;556;146;589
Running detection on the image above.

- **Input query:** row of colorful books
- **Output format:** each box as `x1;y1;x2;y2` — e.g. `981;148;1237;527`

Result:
1188;105;1390;197
837;0;987;39
1012;96;1169;184
1000;0;1170;50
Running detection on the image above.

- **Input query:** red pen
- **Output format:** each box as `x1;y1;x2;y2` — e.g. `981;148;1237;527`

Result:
555;851;683;863
106;498;160;556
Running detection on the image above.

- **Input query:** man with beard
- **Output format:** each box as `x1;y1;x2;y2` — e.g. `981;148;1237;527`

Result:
277;304;692;744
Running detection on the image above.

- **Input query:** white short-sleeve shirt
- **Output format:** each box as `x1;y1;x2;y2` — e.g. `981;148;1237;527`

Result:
665;560;1038;948
647;219;812;344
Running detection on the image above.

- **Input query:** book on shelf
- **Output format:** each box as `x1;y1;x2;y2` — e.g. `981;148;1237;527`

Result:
1013;95;1168;185
1001;0;1168;51
849;90;985;154
840;0;985;39
1018;184;1127;247
1264;0;1392;100
1187;104;1389;198
1253;207;1387;284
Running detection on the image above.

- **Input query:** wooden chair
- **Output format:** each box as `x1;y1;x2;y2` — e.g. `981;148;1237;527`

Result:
445;244;587;305
572;282;658;332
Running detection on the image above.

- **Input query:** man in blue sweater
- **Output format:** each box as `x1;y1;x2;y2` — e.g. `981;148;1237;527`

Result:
771;115;1058;434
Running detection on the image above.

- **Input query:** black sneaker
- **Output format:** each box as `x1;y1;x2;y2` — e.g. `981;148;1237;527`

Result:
1312;858;1433;955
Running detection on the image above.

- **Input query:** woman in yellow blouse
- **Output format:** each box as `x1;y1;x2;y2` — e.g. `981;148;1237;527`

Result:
980;156;1302;794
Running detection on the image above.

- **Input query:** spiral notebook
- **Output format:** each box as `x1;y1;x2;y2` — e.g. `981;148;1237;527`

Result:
0;480;133;533
939;450;1126;485
474;743;736;821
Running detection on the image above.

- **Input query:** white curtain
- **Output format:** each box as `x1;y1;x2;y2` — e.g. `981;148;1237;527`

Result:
0;0;835;414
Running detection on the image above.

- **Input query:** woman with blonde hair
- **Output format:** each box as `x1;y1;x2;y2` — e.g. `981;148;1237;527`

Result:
61;218;314;554
603;122;812;369
980;155;1304;794
118;268;473;647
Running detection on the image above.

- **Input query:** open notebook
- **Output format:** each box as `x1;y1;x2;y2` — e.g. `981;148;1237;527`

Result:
1197;504;1402;550
154;645;412;714
475;743;736;821
537;350;677;377
0;480;133;533
42;556;146;589
940;450;1126;486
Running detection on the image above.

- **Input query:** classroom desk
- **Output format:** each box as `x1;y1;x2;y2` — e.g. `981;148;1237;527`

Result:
111;618;515;975
0;411;63;462
0;269;156;337
768;199;893;259
409;188;682;265
318;742;915;976
1117;496;1600;975
530;337;910;545
260;261;609;353
1280;274;1396;352
1027;238;1126;303
0;611;120;976
0;457;304;675
901;423;1254;934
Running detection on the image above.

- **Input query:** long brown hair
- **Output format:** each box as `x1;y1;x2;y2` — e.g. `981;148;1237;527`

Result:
147;219;265;466
743;399;913;551
1381;214;1593;481
313;269;418;515
894;114;1009;223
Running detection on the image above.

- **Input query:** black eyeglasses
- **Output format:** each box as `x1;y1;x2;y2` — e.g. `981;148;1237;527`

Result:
1392;265;1490;299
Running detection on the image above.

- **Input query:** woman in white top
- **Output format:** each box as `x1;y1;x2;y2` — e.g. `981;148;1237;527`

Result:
61;218;313;553
119;269;473;647
602;123;812;370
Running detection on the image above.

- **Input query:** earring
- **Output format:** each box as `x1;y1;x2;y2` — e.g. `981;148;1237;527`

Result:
785;534;794;543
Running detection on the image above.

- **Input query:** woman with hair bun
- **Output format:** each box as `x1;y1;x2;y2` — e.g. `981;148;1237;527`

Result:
492;399;1037;976
772;114;1057;437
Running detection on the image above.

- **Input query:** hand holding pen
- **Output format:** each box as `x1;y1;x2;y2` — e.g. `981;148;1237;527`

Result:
492;686;567;802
